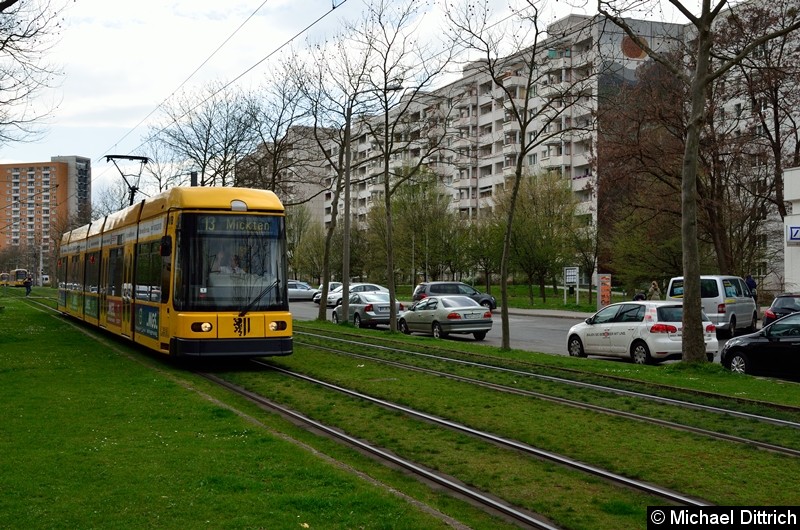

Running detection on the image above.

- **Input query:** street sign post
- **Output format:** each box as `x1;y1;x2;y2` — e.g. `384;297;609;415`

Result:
563;266;579;305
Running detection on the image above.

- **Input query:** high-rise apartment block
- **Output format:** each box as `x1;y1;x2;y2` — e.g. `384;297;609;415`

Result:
0;155;91;269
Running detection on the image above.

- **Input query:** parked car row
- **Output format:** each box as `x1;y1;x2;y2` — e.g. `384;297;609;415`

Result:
295;273;797;378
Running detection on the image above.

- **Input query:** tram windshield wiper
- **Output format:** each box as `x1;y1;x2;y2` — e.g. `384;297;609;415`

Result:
239;279;279;317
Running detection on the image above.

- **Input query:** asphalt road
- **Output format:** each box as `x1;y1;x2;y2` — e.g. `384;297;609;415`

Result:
289;300;584;356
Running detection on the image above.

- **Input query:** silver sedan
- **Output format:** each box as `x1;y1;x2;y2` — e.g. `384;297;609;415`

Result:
287;280;316;301
331;291;404;328
398;295;493;340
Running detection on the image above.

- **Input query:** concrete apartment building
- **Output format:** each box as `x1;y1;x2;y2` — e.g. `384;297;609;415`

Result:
310;15;685;270
290;9;789;291
0;155;91;272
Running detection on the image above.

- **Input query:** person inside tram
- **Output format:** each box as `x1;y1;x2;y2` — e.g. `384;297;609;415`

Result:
229;255;245;274
211;250;231;273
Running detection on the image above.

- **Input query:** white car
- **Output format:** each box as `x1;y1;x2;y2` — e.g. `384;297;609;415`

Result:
312;282;342;304
326;282;388;307
566;300;718;364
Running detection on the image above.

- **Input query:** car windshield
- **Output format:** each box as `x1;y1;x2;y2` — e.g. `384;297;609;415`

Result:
362;292;390;303
656;305;710;323
657;305;684;322
173;212;288;312
441;296;480;308
768;313;800;335
774;296;800;310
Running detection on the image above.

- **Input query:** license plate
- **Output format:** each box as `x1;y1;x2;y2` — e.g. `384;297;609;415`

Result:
464;313;481;319
376;305;389;312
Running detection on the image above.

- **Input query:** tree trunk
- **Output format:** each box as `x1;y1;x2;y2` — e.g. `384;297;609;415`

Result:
681;22;713;364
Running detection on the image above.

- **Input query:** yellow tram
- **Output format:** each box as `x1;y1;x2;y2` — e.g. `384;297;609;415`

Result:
57;187;292;357
8;268;28;287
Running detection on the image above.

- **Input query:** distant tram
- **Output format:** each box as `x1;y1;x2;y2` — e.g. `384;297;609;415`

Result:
0;272;9;286
57;187;293;357
8;268;28;287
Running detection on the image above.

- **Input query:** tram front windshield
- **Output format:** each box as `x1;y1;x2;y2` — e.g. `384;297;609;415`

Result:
174;213;288;312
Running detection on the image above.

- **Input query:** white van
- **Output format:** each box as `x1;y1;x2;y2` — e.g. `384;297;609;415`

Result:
666;275;758;337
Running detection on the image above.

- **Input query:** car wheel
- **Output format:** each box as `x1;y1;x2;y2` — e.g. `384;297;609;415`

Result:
567;335;586;357
473;331;487;341
399;319;411;335
631;341;652;365
706;352;715;363
727;351;750;374
432;322;448;339
746;313;757;333
353;314;362;328
480;300;492;310
728;316;737;338
331;311;339;324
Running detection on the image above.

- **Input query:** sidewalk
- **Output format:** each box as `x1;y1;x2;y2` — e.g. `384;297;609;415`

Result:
502;307;593;319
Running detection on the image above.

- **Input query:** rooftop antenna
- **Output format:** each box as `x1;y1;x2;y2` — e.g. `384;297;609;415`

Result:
105;155;150;206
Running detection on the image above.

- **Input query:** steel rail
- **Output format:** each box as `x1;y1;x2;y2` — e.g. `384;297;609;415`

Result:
301;341;800;458
199;371;562;530
296;331;800;429
255;361;711;507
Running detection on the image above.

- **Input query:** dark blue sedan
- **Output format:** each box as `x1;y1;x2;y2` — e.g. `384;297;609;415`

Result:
720;312;800;377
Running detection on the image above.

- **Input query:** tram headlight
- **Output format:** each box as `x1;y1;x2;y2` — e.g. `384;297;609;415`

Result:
269;320;287;332
191;322;213;332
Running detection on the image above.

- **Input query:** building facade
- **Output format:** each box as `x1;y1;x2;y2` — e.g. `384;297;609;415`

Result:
0;155;91;273
315;15;686;264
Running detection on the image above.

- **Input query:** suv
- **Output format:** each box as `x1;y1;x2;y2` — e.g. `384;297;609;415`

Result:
666;275;758;337
412;281;496;310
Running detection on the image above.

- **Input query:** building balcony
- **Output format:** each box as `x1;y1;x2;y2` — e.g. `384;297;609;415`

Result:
541;155;566;168
451;136;472;148
453;115;475;128
455;176;478;188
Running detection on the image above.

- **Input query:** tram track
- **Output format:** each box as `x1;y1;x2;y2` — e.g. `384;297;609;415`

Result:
297;339;800;458
241;359;711;508
295;329;800;429
199;370;563;529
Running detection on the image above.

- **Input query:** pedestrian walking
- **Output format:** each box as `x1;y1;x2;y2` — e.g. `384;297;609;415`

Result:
23;275;33;296
745;274;758;306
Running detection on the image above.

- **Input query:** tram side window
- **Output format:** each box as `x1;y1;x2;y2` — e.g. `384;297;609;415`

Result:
160;243;171;304
58;257;67;289
85;251;100;294
69;255;82;291
135;241;161;301
107;248;123;297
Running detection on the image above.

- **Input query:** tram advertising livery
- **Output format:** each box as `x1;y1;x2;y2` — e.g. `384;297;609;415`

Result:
57;187;292;357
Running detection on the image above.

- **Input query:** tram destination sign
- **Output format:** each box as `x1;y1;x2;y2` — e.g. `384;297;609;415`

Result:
196;214;279;237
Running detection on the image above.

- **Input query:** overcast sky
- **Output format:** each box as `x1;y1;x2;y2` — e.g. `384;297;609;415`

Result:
0;0;384;191
0;0;603;195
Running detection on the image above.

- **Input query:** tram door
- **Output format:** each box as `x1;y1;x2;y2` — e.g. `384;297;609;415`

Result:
122;244;135;338
99;250;108;327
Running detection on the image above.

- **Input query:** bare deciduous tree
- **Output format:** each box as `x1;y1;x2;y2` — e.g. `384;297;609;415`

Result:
446;0;596;348
237;63;313;196
352;0;454;331
599;0;800;362
0;0;66;146
152;83;255;187
296;22;377;321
